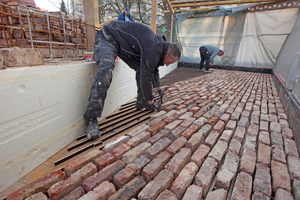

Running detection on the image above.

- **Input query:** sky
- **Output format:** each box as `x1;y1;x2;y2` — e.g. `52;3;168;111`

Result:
34;0;60;12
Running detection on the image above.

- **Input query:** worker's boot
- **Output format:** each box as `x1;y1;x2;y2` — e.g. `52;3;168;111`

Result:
135;99;163;111
84;115;101;140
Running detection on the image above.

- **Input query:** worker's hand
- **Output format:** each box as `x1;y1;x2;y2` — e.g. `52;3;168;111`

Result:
158;89;167;104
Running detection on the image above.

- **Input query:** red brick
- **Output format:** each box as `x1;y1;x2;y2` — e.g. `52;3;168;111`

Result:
271;131;283;146
127;124;150;138
147;129;170;145
253;163;272;197
127;131;151;148
95;152;116;170
194;157;218;196
156;190;177;200
239;148;256;175
190;144;210;167
282;127;293;139
168;126;186;141
182;185;203;200
138;169;174;200
213;120;225;133
204;130;220;148
82;160;125;192
228;139;241;155
189;106;200;114
7;170;66;200
145;138;172;160
111;143;131;160
176;104;187;110
279;119;289;128
103;136;130;152
181;117;196;128
193;117;208;128
220;113;230;123
142;151;172;182
166;136;187;156
272;144;286;164
206;188;227;200
113;166;136;189
259;131;270;145
206;116;219;126
287;156;300;182
284;138;299;157
24;192;48;200
219;130;234;143
208;140;228;164
164;112;180;124
274;188;294;200
93;181;116;200
61;187;85;200
248;123;259;136
170;162;199;199
164;120;182;131
231;171;252;200
270;122;281;133
78;191;99;200
233;126;246;143
107;176;146;200
193;110;205;118
186;130;205;153
225;120;237;130
127;155;151;176
165;148;192;178
122;142;151;164
271;160;291;193
230;111;241;121
149;110;167;121
48;163;97;200
148;121;167;136
257;143;271;166
181;125;198;140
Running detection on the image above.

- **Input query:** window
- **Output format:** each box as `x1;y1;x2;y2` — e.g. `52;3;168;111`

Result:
77;4;83;12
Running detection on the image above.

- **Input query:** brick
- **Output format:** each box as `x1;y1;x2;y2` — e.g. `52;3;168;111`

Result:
272;144;286;164
165;148;192;178
270;131;283;146
95;152;116;170
164;104;177;112
193;110;205;118
138;169;174;200
228;139;241;155
48;163;97;200
213;120;225;133
113;166;136;189
279;119;289;128
204;130;220;148
166;136;187;156
241;110;250;118
219;130;233;143
150;110;167;121
148;115;167;127
253;163;272;196
182;185;202;200
208;140;228;164
186;130;205;153
127;131;151;148
127;124;150;138
270;122;281;133
194;157;218;197
176;104;187;110
271;160;291;193
181;125;198;140
127;155;151;176
164;120;182;132
78;191;99;200
148;121;167;136
205;189;227;200
274;188;294;200
122;142;151;164
225;120;236;130
231;171;252;200
156;190;177;200
142;151;172;182
206;116;219;126
237;117;249;127
292;179;300;200
230;111;241;121
193;117;208;128
179;111;193;120
243;133;257;151
259;131;270;145
170;162;199;199
24;192;48;200
103;136;130;152
220;113;230;123
145;138;172;160
248;123;259;136
168;126;186;141
239;148;256;175
257;143;271;166
190;106;200;114
233;126;246;143
82;160;125;192
107;176;146;200
287;156;300;182
93;181;116;200
147;129;170;144
203;110;214;119
284;138;300;157
215;153;239;190
251;191;270;200
269;114;278;122
61;187;85;200
190;144;210;167
282;127;294;140
7;170;66;200
111;143;131;160
164;111;180;124
181;117;196;128
200;124;213;138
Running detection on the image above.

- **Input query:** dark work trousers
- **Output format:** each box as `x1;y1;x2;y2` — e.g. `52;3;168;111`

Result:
199;46;210;71
85;30;118;118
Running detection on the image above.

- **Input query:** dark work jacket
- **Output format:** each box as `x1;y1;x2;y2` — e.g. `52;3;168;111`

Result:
102;21;169;101
118;12;134;21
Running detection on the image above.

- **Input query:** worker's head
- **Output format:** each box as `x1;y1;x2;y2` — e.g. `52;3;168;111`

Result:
125;7;130;15
164;43;181;66
218;50;224;56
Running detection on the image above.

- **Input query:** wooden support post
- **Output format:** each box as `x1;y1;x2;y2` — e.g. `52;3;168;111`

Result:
170;13;174;42
151;0;157;33
83;0;99;51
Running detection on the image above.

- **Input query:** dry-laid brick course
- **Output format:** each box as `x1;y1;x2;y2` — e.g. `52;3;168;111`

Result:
6;69;300;200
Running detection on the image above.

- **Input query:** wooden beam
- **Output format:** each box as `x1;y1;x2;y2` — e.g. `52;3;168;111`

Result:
163;7;218;14
170;13;174;42
165;0;175;15
151;0;158;32
171;0;285;8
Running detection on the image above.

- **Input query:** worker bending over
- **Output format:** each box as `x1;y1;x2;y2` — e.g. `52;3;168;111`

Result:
84;21;181;139
199;45;224;73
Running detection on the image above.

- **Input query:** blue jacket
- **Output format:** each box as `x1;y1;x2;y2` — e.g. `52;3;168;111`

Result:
118;12;134;21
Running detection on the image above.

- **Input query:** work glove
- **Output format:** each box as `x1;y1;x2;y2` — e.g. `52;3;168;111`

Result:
158;89;167;104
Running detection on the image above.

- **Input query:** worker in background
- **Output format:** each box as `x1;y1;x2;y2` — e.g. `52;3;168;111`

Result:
198;45;224;73
118;7;134;22
84;21;181;139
